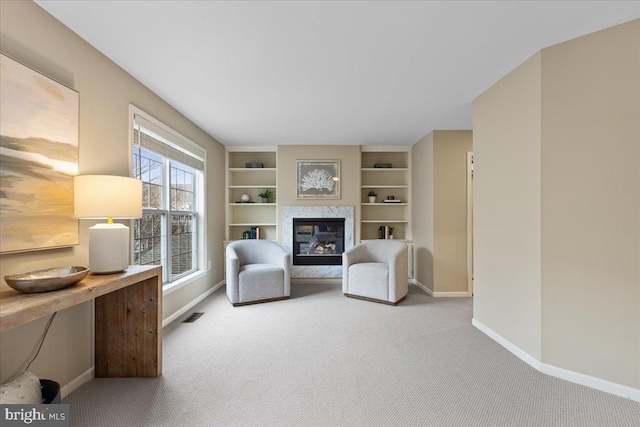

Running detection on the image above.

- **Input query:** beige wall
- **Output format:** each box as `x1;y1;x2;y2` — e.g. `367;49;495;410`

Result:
411;133;434;289
472;52;543;360
473;19;640;389
0;0;225;388
540;20;640;388
277;145;361;243
411;131;472;294
433;131;473;293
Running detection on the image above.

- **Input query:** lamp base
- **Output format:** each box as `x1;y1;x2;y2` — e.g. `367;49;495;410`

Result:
89;223;130;274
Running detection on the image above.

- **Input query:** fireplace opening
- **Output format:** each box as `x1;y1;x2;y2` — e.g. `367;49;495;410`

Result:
293;218;345;266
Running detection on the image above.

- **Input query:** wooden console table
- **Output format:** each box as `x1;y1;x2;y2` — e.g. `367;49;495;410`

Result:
0;265;162;378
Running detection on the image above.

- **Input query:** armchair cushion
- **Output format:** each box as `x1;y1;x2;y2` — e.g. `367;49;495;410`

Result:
348;262;389;301
239;264;285;302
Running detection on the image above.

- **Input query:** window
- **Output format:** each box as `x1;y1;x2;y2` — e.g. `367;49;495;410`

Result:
130;107;206;286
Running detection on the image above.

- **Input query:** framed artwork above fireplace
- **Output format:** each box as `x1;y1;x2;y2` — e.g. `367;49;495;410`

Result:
296;160;340;199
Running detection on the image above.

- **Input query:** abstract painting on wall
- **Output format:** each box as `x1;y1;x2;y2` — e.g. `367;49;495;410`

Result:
0;53;79;253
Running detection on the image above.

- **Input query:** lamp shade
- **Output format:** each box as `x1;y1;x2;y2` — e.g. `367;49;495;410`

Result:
74;175;142;219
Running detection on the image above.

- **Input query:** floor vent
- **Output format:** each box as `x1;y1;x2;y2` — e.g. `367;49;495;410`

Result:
182;312;204;323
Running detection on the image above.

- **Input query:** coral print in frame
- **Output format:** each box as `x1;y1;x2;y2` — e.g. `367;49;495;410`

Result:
0;53;79;253
296;160;340;199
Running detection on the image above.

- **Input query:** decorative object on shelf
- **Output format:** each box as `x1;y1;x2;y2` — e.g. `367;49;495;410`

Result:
297;160;340;199
378;226;395;239
0;53;80;254
240;194;251;202
368;191;377;203
4;266;89;294
245;162;264;168
374;163;392;168
384;196;401;203
74;175;142;274
258;188;274;203
241;228;261;239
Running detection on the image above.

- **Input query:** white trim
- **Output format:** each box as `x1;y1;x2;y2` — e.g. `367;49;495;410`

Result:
162;280;224;327
466;151;474;296
61;367;94;399
433;291;472;297
411;279;470;297
226;146;277;152
163;269;208;296
541;363;640;402
129;105;205;160
360;145;412;152
411;279;433;296
472;318;640;402
472;318;542;370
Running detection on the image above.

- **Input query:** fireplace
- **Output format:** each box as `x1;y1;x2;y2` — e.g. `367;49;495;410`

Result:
293;218;345;266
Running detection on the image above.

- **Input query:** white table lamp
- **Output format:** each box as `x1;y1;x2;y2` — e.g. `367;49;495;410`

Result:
74;175;142;274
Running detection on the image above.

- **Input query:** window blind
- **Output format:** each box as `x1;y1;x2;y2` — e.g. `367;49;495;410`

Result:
133;113;205;171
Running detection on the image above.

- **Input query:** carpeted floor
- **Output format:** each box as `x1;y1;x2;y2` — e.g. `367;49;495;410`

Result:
64;283;640;426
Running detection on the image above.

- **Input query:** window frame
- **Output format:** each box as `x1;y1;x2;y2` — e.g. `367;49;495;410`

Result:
129;105;207;289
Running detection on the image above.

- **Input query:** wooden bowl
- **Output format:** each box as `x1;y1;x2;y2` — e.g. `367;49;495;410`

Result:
4;266;89;294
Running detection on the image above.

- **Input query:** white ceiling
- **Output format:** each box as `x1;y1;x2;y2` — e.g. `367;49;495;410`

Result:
36;1;640;147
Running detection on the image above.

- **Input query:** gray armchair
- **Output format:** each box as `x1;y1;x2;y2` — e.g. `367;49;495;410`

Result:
226;240;291;306
342;240;408;305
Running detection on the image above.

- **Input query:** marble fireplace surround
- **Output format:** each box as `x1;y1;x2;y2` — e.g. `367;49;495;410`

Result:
283;206;354;278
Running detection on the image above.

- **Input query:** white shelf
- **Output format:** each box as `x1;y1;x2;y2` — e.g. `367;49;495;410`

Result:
361;185;408;189
229;185;276;189
361;168;409;172
228;168;277;172
225;239;277;243
361;239;414;243
229;223;277;227
229;203;276;206
361;220;408;223
362;203;408;206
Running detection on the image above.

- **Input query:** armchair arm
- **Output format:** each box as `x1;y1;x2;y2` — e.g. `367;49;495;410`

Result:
265;243;291;297
342;244;368;293
387;244;408;302
226;247;240;304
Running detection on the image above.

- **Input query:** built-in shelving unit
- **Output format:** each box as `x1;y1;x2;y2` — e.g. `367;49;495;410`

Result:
226;148;278;241
360;147;412;241
360;147;413;278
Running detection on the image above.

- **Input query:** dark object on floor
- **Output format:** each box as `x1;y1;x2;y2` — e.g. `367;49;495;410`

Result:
41;379;61;404
182;312;204;323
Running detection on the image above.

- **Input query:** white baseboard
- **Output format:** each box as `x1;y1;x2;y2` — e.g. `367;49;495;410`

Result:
411;279;433;296
434;291;471;297
541;362;640;402
411;279;471;297
472;318;640;402
472;318;542;370
162;280;224;328
61;367;94;399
